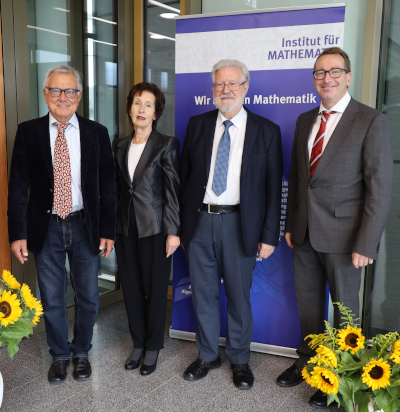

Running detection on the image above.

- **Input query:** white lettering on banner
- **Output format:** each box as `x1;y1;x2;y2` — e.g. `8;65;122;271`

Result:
176;23;344;73
192;94;317;106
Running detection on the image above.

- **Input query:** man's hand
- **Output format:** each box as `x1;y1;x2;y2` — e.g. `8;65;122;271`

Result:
11;240;29;264
166;235;180;258
257;243;275;259
352;252;373;269
284;232;293;249
99;238;115;258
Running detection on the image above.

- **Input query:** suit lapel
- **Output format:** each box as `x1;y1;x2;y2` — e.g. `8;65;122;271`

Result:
299;108;319;181
77;115;95;188
131;128;163;187
311;98;360;183
241;108;259;178
36;114;53;183
204;110;218;181
115;134;133;187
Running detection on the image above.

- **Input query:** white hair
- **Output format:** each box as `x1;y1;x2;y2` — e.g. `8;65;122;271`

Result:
211;59;250;84
43;65;83;92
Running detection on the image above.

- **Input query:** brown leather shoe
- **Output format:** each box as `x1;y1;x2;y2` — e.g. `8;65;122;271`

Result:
276;363;304;387
73;357;92;381
48;360;69;384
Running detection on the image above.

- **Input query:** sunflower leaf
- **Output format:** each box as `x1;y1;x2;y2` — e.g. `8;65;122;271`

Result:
339;379;353;402
374;389;395;410
6;338;19;359
1;320;33;339
369;344;379;360
387;382;400;399
354;391;370;412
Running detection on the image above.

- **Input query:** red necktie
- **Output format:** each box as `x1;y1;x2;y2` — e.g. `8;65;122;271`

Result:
310;111;337;176
53;122;72;219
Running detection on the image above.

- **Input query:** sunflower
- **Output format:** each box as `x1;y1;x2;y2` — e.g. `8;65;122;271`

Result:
337;324;365;354
301;367;315;387
362;358;391;391
20;284;36;309
315;346;338;368
390;340;400;365
310;366;339;395
31;299;43;325
0;290;23;326
1;270;21;290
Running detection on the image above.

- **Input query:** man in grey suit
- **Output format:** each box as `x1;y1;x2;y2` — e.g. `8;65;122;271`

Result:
276;47;392;408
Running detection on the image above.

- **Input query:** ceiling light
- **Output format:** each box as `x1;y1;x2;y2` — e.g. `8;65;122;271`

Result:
160;13;179;19
149;31;175;41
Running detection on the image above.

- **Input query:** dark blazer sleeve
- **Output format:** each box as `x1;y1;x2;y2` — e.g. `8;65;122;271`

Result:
162;136;181;236
354;112;393;258
285;116;300;234
259;124;283;247
8;125;29;242
180;117;192;204
98;127;118;241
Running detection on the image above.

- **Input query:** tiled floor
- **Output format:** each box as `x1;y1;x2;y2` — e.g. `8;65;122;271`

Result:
0;301;343;412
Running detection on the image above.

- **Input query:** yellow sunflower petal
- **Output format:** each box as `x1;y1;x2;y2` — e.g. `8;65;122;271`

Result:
337;324;365;354
310;366;339;395
1;270;21;290
31;299;43;325
302;367;316;387
315;346;338;368
0;290;23;326
362;358;391;391
20;284;36;309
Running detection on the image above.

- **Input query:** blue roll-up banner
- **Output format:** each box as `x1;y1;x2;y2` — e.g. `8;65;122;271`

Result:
172;4;346;356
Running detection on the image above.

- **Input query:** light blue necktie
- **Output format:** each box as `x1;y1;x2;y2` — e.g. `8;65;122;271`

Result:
212;120;233;197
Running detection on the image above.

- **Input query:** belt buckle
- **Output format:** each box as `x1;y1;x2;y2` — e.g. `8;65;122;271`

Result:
208;204;220;215
56;215;62;223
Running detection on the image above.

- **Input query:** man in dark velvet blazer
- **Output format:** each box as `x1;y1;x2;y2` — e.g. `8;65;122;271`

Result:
8;66;117;384
181;59;283;389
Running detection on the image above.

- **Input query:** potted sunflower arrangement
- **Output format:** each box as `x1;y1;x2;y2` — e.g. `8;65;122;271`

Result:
0;269;43;407
302;303;400;412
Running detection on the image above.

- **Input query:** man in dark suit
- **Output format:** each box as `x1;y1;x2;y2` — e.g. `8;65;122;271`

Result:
8;66;117;384
276;48;393;408
180;59;283;389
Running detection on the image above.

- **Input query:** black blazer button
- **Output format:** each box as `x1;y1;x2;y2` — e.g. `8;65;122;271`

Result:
47;210;51;214
129;189;133;195
50;188;53;193
197;208;200;213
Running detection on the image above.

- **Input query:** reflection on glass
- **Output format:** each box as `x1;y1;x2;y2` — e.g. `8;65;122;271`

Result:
27;0;119;305
369;0;400;335
145;0;180;137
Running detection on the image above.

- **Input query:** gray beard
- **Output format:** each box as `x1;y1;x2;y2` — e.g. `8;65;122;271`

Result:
213;96;244;113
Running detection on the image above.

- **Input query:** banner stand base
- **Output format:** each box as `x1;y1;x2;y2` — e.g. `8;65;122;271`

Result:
170;328;299;359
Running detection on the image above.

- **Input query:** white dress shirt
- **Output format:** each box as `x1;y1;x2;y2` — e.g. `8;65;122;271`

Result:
49;112;83;213
308;91;351;159
203;106;247;205
128;142;146;180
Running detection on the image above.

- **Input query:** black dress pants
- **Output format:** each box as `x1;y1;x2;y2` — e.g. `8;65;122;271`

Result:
115;206;171;351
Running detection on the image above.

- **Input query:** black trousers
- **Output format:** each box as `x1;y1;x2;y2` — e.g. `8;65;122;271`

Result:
115;206;171;351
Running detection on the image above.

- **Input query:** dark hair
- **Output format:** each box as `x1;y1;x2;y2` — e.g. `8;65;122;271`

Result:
126;82;165;128
314;47;351;73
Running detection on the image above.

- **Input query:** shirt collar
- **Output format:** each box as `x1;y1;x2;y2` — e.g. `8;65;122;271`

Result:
217;106;247;129
319;91;351;114
49;112;79;130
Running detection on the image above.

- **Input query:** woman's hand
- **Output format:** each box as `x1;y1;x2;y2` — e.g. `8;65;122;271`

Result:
166;235;180;258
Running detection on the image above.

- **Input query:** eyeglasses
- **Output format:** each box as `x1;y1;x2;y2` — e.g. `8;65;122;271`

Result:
47;87;81;98
313;68;348;80
212;82;247;91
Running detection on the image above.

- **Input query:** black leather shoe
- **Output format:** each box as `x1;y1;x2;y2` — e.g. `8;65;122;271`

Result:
125;356;142;370
48;359;70;384
231;363;254;390
276;363;304;387
140;352;159;376
183;357;222;381
309;390;338;409
73;357;92;381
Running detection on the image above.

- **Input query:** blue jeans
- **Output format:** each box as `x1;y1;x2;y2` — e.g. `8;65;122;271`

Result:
34;217;99;361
